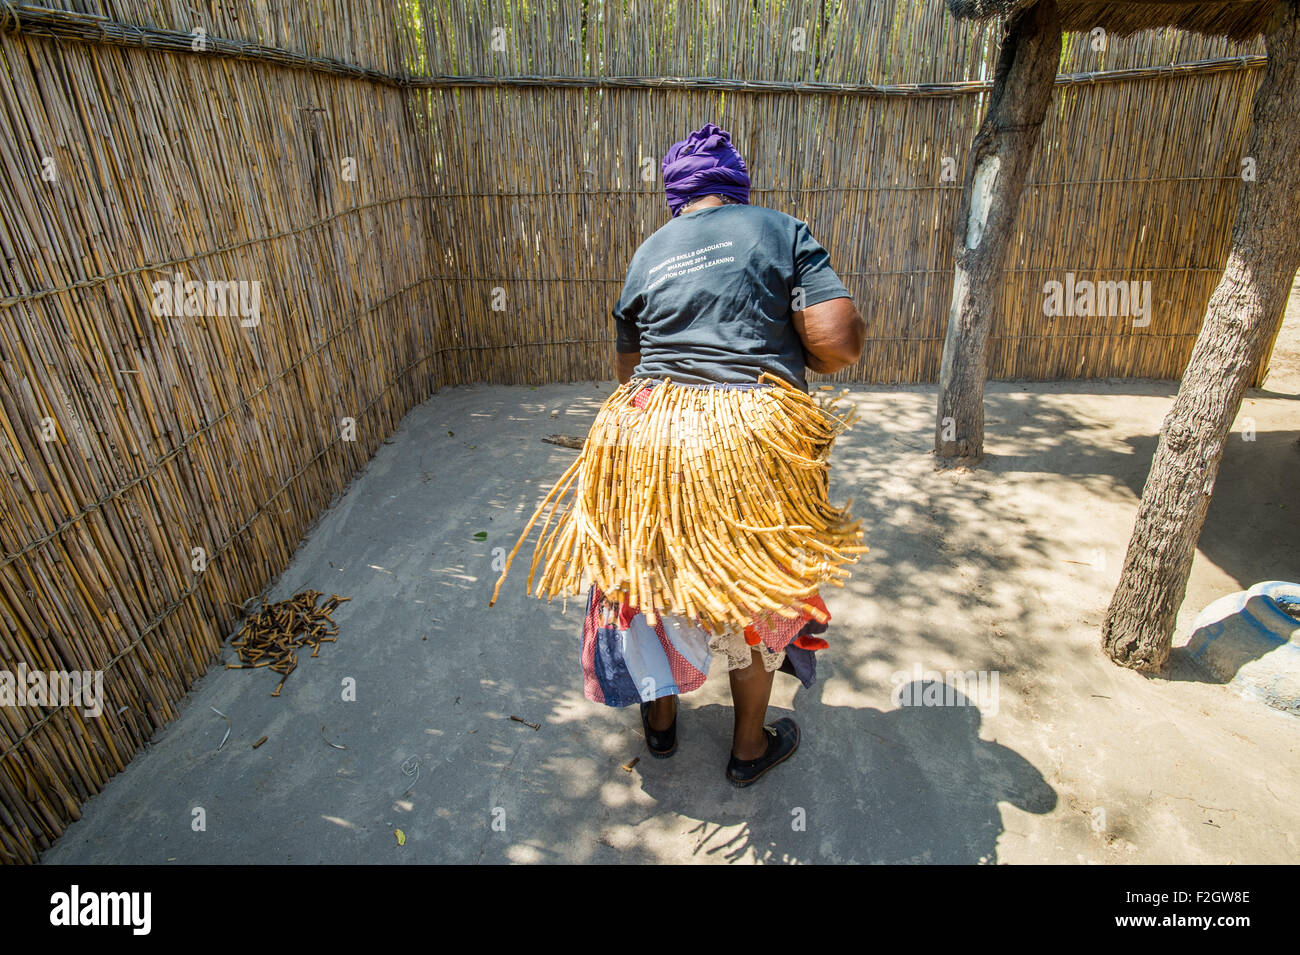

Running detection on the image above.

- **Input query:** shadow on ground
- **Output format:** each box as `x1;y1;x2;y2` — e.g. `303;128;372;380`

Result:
613;680;1055;864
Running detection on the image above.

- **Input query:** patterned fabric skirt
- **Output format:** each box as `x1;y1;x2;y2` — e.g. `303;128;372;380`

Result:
578;378;832;707
580;582;831;707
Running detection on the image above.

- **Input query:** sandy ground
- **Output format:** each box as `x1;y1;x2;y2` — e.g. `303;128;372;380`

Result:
41;286;1299;865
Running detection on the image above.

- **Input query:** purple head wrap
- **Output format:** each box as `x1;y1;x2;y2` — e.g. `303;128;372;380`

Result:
661;122;751;217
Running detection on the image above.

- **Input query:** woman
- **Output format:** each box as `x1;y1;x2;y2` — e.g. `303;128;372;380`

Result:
592;122;865;786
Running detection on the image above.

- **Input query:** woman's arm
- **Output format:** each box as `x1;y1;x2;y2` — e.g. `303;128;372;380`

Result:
794;297;865;374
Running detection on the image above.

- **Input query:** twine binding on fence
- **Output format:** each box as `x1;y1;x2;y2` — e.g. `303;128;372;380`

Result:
0;2;1267;97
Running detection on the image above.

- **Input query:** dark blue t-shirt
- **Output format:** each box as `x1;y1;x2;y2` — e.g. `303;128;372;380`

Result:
613;204;852;393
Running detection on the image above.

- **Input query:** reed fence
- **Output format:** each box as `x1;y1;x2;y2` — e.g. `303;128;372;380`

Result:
0;0;1275;862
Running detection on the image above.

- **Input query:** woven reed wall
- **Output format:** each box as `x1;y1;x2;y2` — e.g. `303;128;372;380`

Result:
413;0;1269;387
0;0;1271;862
0;1;439;863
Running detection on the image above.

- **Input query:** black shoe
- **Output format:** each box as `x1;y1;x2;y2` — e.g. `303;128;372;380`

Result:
640;697;678;758
726;717;799;787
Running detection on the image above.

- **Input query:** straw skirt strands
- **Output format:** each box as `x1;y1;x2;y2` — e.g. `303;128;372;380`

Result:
490;373;867;637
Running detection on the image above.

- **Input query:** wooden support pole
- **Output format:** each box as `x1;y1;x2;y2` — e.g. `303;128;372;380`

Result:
1103;0;1300;670
936;0;1061;461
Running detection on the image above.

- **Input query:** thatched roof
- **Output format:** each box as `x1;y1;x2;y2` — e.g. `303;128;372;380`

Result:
945;0;1278;41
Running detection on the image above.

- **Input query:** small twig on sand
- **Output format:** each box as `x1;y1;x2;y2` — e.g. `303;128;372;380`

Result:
542;434;584;449
210;706;232;751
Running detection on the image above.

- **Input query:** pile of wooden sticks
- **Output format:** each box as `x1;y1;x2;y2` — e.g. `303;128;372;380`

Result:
227;590;349;696
490;372;866;635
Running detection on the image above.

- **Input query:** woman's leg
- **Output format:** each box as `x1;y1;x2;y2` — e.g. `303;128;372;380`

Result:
728;648;775;759
646;693;677;731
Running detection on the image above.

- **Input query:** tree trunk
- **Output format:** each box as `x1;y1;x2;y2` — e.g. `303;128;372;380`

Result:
936;0;1061;461
1102;1;1300;670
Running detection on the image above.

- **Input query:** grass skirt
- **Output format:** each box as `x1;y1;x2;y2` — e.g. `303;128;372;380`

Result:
491;372;865;639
